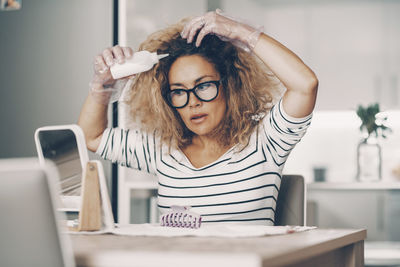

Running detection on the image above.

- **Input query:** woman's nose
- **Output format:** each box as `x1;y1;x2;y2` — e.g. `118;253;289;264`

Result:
188;91;201;107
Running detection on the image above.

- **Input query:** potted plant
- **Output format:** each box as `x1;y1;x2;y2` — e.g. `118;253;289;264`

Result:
356;103;391;181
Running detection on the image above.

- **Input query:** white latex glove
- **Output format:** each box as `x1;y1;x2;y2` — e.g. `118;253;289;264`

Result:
181;9;263;52
90;45;134;105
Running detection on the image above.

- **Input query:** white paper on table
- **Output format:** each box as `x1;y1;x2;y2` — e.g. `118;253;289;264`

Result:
110;224;317;238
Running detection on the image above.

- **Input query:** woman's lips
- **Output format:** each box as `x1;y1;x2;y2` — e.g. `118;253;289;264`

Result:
190;113;207;123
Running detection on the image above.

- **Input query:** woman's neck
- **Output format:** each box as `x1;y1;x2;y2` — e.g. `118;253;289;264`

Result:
181;135;231;168
193;134;233;153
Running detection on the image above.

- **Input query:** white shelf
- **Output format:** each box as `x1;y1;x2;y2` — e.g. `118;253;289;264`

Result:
307;182;400;190
365;241;400;266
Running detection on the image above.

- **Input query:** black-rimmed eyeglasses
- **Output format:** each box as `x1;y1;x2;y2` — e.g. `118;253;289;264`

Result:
165;80;220;109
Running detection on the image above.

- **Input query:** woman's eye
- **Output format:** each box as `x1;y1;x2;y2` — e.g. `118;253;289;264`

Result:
197;82;212;91
171;89;185;96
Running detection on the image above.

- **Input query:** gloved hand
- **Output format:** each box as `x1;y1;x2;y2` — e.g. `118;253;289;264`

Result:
90;45;134;105
181;9;263;52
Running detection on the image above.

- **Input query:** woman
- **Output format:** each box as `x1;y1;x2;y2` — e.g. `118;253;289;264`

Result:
78;10;318;225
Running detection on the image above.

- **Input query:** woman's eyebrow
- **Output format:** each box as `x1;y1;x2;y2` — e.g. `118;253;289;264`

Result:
169;75;216;87
195;75;215;83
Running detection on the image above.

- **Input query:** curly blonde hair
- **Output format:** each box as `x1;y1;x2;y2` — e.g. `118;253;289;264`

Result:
126;18;281;150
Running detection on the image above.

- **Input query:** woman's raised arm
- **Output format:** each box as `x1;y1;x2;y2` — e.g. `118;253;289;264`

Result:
78;45;133;152
181;9;318;118
252;33;318;118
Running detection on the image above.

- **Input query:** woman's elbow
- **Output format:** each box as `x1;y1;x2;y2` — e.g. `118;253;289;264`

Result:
85;135;102;153
309;75;319;93
302;72;319;95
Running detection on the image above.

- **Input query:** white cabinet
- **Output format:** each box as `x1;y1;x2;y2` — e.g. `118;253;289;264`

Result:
307;183;400;241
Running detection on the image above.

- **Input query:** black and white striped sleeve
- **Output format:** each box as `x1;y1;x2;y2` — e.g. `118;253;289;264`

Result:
95;127;156;175
261;98;312;167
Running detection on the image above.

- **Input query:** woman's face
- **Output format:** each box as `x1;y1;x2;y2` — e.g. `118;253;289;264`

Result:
168;55;226;137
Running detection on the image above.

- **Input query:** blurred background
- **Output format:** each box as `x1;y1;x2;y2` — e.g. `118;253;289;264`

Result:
1;0;400;265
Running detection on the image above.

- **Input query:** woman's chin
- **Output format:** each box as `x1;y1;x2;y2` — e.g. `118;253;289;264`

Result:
188;125;214;137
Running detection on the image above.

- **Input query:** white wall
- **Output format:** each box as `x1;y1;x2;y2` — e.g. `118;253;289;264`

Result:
222;0;400;111
0;0;113;159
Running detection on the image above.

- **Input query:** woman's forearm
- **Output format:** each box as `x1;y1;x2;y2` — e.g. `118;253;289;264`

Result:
78;92;108;152
253;33;318;117
78;46;133;152
253;33;318;93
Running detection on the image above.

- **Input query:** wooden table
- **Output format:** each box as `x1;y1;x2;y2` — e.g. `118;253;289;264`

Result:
71;228;366;267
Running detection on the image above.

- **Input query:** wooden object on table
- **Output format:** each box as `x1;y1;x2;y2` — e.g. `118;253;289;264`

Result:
77;161;101;231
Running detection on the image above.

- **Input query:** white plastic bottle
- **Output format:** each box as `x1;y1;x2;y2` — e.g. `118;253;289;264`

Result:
110;51;169;79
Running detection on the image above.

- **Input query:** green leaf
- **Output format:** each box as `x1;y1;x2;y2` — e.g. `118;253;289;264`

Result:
355;103;391;139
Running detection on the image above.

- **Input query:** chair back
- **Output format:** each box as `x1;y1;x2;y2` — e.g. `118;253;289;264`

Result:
275;175;305;226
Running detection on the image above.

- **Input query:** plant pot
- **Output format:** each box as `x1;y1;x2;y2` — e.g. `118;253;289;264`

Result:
356;137;382;182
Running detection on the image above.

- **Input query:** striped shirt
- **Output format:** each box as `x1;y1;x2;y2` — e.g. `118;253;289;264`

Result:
96;99;312;225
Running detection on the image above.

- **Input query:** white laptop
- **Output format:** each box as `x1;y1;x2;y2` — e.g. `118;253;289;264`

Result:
0;158;75;267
